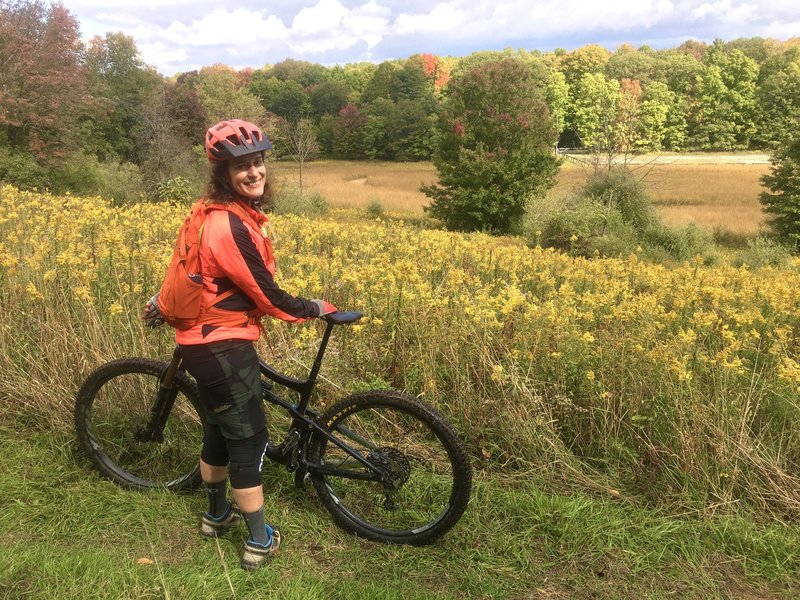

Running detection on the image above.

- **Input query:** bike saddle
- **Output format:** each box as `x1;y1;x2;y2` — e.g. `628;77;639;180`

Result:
324;311;363;324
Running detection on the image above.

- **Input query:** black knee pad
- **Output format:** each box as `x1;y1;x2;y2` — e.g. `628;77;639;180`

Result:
228;428;269;489
201;424;229;467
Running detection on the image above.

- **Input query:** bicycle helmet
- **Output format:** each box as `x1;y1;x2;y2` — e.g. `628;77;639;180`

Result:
205;119;273;161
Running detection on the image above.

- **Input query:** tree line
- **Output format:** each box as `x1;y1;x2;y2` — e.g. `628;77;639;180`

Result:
1;0;800;200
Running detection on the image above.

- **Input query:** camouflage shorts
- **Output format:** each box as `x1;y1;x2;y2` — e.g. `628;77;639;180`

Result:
179;340;265;440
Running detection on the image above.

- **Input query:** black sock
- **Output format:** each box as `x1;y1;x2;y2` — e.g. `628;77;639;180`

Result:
203;480;229;519
242;506;271;546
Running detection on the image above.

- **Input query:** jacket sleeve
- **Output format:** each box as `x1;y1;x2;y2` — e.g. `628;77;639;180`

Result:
208;211;319;322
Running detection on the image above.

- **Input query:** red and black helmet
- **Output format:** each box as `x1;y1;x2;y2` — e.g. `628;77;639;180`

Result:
205;119;273;161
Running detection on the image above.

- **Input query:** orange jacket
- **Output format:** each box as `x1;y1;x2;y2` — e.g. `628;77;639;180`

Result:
175;199;319;345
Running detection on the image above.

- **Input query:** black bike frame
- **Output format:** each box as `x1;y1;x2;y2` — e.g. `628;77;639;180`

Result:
156;313;388;483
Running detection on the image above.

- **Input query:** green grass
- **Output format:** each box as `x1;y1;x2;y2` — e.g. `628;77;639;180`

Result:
1;412;798;600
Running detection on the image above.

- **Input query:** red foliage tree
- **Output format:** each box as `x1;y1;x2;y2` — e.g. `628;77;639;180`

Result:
0;1;91;161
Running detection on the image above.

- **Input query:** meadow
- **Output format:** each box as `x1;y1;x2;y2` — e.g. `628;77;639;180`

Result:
1;160;799;598
273;156;770;236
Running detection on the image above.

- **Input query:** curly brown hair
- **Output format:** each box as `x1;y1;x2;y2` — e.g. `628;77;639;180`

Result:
204;152;275;210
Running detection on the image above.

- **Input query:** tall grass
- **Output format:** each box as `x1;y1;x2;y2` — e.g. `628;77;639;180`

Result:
2;184;800;518
275;159;770;236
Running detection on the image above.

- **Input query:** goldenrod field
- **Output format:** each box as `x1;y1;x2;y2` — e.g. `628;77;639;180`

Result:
274;159;770;235
2;183;800;519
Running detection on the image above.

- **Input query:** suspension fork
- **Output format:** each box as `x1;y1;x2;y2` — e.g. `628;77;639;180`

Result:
135;347;183;443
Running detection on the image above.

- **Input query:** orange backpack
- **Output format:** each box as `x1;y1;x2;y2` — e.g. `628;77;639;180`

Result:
157;200;261;330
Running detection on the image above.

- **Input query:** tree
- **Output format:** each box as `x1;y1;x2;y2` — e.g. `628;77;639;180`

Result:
572;72;620;162
605;45;657;83
309;80;350;119
274;118;319;193
332;103;367;159
196;65;266;125
688;43;758;150
361;61;399;103
754;47;800;147
0;1;91;162
421;59;559;234
760;137;800;248
84;32;161;161
265;58;328;88
638;81;687;150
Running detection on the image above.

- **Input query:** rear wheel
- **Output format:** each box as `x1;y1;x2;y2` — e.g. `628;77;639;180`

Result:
74;358;205;491
309;391;472;545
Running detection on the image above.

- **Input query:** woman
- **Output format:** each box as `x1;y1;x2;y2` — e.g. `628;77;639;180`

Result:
143;119;336;570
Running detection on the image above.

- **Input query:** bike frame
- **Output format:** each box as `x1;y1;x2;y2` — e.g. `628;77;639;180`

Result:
154;312;388;485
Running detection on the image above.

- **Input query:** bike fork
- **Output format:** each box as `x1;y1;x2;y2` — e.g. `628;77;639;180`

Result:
135;348;182;443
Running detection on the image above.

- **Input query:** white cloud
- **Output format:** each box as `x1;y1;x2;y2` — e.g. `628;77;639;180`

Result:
162;9;289;46
691;0;756;24
394;3;467;35
291;0;348;35
288;0;390;55
64;0;800;75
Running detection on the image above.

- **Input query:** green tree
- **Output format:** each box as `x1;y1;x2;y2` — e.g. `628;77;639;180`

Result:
760;137;800;248
422;59;559;233
309;80;351;119
84;32;162;161
605;45;657;83
327;62;376;99
689;43;758;150
196;65;266;125
544;69;569;138
265;58;328;87
638;81;687;150
361;61;399;103
651;50;702;95
386;100;436;161
572;72;620;154
754;47;800;147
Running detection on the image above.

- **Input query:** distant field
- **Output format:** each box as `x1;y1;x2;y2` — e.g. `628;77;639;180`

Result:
273;157;770;236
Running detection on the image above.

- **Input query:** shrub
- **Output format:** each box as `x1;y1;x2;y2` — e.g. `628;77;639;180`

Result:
732;236;793;268
583;167;654;232
640;222;718;263
0;147;48;190
48;153;144;204
272;184;329;216
154;176;194;205
364;199;385;218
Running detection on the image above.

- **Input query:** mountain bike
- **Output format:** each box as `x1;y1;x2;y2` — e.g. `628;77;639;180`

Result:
74;312;472;545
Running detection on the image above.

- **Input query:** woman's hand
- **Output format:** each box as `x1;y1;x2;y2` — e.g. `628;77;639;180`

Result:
142;293;165;327
311;299;337;317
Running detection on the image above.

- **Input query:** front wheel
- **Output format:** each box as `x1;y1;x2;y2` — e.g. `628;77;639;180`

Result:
309;391;472;545
74;358;205;491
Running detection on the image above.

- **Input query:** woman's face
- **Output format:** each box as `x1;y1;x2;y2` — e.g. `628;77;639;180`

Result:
226;152;266;200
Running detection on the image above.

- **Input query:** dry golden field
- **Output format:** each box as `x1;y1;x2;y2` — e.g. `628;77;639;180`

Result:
273;157;770;236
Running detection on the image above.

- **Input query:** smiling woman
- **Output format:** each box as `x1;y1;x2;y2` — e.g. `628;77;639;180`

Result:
142;118;337;570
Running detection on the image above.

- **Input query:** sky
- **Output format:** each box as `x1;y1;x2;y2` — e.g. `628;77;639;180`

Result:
61;0;800;76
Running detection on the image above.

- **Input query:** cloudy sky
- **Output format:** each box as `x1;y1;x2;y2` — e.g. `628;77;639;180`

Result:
63;0;800;75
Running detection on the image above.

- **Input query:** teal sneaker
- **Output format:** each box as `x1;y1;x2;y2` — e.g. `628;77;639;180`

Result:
200;506;242;538
240;525;281;571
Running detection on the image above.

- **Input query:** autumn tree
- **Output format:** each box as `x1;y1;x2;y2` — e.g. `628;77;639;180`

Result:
422;59;559;233
0;1;90;162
